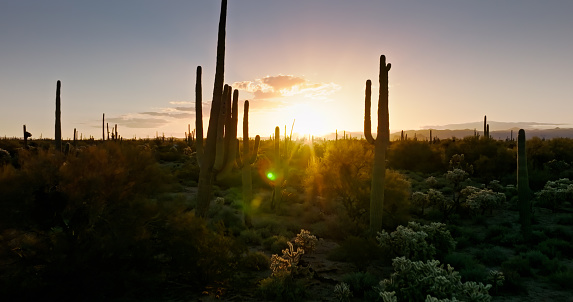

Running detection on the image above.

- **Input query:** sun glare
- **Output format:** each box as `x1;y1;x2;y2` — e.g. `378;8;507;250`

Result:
286;102;332;138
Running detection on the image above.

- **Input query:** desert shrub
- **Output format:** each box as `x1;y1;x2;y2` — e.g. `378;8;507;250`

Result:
208;206;245;236
544;225;573;241
258;275;307;301
333;282;353;302
263;235;290;255
241;251;270;271
303;140;411;230
501;256;532;277
328;236;384;270
239;229;263;246
443;252;488;283
258;231;317;301
555;213;573;225
341;271;380;301
485;225;517;246
549;269;573;290
537;238;573;259
378;222;456;262
520;250;564;276
479;246;509;266
378;257;492;302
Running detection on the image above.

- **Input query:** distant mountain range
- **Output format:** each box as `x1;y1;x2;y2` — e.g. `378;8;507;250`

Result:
317;121;573;141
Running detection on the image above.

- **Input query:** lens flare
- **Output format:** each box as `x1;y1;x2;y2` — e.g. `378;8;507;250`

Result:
267;172;276;181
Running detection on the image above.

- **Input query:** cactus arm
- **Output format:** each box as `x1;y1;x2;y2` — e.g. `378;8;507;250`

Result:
251;135;260;164
379;55;391;144
55;80;62;151
364;79;375;144
195;66;204;167
214;84;230;171
518;129;532;238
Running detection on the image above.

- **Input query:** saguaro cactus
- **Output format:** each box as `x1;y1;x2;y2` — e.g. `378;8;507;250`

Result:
102;113;105;141
271;126;281;210
365;55;391;233
517;129;532;238
55;80;62;151
237;100;260;226
23;125;32;148
195;0;228;217
483;115;487;138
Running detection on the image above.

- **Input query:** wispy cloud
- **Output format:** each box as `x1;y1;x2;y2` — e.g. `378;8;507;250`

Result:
232;75;340;100
106;116;169;128
102;101;200;129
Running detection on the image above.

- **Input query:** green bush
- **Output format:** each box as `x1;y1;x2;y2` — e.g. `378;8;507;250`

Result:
379;257;492;302
341;271;380;301
549;270;573;290
241;251;270;271
537;238;573;259
258;275;307;301
328;236;384;270
239;229;263;246
501;256;532;277
377;222;456;262
263;235;289;255
479;246;509;266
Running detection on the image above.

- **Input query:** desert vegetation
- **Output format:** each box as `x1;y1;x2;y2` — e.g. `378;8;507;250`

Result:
2;0;573;301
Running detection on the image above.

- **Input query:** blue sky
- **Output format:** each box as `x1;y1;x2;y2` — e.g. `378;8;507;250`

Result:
1;0;573;139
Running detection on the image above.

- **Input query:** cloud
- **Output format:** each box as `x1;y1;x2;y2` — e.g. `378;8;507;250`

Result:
232;75;340;100
106;116;169;128
174;106;194;112
169;101;193;105
140;111;194;119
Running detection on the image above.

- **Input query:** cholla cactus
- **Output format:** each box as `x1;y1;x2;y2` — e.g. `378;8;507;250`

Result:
377;225;434;261
487;270;504;294
464;188;506;215
379;257;492;302
377;222;456;261
295;229;317;253
379;291;397;302
0;148;11;166
270;241;304;278
334;282;353;301
412;191;429;215
426;176;438;188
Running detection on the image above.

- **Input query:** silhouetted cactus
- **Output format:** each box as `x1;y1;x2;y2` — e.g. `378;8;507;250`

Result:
23;125;32;148
517;129;532;238
55;80;62;151
237;100;260;226
365;55;391;233
483;115;487;138
102;113;105;141
196;0;228;217
487;124;490;139
271;126;281;210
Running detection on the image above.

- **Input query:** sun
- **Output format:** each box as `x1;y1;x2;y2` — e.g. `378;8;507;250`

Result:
285;102;333;138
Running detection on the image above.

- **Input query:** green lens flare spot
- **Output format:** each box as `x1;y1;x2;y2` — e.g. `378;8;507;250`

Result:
267;172;276;181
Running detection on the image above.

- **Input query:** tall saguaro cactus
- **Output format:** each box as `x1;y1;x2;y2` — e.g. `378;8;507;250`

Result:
55;80;62;151
102;113;105;141
365;55;391;233
195;0;228;217
237;100;260;226
271;126;281;210
23;125;32;148
517;129;532;238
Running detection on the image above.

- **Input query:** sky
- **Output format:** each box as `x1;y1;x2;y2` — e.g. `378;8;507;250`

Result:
1;0;573;140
